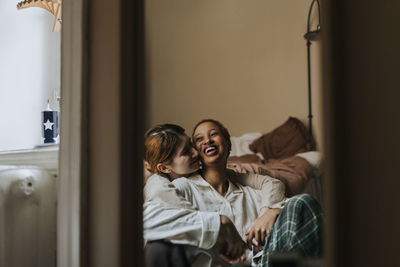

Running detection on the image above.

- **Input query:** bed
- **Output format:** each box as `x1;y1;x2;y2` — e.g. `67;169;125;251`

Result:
227;117;323;203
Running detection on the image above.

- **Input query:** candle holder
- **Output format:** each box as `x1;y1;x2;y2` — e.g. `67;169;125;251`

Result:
42;104;59;144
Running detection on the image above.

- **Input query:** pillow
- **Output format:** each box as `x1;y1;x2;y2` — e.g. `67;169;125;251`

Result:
249;117;314;160
230;132;263;159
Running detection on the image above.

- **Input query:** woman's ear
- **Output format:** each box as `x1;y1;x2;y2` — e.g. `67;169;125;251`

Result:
156;163;171;174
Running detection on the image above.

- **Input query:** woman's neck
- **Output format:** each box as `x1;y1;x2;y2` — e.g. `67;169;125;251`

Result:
202;167;228;196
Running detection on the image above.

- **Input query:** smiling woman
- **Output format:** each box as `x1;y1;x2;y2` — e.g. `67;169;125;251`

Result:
183;119;323;266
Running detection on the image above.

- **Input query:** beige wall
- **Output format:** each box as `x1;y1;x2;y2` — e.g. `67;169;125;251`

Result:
146;0;323;147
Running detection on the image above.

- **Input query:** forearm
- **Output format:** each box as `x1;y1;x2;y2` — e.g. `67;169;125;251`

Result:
258;207;282;219
232;171;286;211
143;201;220;249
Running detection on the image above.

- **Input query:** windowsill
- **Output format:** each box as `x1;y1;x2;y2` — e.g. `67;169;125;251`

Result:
0;144;59;172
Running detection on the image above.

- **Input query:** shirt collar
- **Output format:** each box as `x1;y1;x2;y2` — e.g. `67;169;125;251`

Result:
188;173;211;187
226;178;243;196
188;173;243;196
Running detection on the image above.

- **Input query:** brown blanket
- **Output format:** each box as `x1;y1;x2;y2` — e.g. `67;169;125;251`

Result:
227;155;313;197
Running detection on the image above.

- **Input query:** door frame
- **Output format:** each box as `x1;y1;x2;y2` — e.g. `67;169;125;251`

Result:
58;0;144;266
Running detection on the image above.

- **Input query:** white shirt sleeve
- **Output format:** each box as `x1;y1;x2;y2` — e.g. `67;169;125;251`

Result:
228;170;286;211
144;174;196;209
143;201;220;249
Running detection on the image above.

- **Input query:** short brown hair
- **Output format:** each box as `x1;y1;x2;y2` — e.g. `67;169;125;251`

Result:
192;119;231;153
144;124;185;174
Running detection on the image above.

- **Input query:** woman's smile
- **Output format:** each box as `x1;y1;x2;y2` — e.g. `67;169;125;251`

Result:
204;145;218;156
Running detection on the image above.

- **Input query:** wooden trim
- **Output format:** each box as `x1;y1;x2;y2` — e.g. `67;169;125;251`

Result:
58;0;89;265
120;0;145;266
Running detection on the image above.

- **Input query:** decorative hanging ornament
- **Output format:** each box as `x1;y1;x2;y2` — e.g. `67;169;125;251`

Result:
17;0;62;32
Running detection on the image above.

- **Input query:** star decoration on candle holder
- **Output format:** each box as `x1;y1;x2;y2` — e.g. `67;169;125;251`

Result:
43;119;54;130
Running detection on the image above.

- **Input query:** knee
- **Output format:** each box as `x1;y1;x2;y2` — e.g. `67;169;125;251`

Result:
145;241;170;264
145;241;189;267
285;194;321;214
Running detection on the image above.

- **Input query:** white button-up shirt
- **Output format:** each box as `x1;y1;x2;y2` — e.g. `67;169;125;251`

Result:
173;174;269;264
143;172;286;266
143;174;220;250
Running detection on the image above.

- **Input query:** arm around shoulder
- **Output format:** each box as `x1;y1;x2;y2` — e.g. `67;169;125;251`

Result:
229;170;286;210
144;174;195;210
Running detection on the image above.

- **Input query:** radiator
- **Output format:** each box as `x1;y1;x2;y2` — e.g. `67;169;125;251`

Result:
0;166;56;267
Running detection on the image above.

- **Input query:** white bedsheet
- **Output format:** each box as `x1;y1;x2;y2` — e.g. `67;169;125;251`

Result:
230;132;264;160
